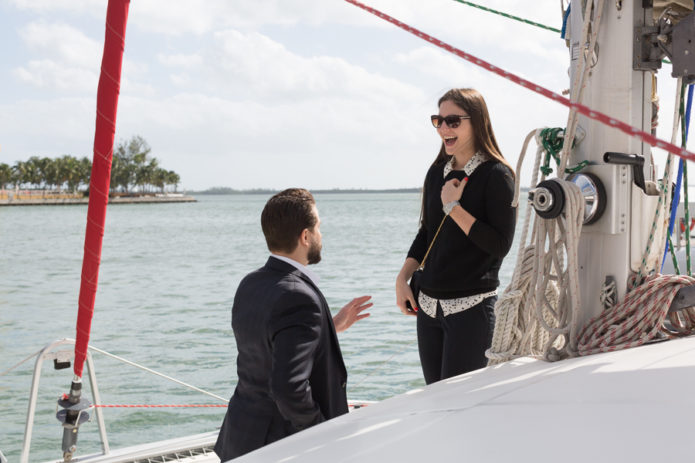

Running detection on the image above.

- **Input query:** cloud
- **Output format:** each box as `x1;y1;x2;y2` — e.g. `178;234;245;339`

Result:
13;60;98;91
157;53;204;68
19;21;102;68
186;29;424;104
8;0;104;15
13;20;147;93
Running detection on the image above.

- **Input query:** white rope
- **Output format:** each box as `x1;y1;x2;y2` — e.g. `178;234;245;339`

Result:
559;0;605;173
599;277;617;310
487;132;583;363
536;180;584;360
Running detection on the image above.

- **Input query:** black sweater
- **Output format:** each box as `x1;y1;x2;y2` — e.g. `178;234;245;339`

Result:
407;158;516;299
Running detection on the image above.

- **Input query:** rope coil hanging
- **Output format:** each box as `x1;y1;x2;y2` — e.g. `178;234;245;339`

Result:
486;130;584;364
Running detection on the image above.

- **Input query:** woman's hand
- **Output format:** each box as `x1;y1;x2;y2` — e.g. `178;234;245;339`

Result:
396;257;420;316
396;276;418;316
441;177;468;205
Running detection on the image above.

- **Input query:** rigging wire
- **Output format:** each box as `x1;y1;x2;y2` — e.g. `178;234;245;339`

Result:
343;0;695;163
681;84;693;276
0;348;43;377
87;344;228;403
636;80;684;283
662;84;694;273
451;0;561;34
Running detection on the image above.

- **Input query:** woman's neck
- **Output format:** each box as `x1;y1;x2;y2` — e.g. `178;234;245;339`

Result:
452;149;476;169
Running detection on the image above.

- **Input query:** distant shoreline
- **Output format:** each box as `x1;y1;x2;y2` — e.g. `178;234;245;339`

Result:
0;194;197;206
193;187;422;195
192;186;531;195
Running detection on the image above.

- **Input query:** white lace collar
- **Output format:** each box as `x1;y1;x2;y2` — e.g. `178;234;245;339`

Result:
443;151;488;178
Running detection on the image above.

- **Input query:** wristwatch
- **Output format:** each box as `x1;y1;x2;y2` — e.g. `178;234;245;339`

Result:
443;200;459;215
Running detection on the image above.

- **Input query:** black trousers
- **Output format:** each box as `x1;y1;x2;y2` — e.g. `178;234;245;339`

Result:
416;296;496;385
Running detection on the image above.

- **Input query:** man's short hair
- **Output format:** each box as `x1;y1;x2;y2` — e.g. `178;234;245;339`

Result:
261;188;317;254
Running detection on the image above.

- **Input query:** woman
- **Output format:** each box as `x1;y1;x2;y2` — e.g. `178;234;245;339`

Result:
395;88;516;384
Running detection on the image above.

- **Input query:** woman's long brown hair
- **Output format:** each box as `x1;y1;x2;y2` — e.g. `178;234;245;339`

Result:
419;88;514;227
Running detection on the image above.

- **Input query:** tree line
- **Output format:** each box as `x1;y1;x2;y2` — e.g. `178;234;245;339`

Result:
0;136;180;194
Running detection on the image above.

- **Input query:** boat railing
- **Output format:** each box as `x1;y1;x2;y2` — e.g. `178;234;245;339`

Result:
21;338;110;463
20;338;230;463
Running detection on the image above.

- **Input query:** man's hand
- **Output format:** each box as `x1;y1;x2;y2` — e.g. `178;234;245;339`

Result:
333;295;372;333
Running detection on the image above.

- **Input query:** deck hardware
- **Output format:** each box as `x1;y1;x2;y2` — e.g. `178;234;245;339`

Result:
603;152;647;193
668;284;695;312
57;378;92;462
568;172;607;225
530;179;566;219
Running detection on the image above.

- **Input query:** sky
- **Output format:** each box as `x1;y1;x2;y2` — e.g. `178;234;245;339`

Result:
0;0;684;191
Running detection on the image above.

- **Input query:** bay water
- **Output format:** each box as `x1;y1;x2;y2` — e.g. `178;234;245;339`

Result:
0;193;523;462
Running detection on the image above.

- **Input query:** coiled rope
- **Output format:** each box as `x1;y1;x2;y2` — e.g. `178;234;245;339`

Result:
487;130;584;364
577;274;695;355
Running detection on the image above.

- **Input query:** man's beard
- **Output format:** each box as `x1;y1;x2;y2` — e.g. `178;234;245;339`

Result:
307;236;322;265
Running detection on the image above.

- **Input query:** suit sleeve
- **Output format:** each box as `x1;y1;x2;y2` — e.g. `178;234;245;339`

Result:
467;164;517;257
268;289;325;430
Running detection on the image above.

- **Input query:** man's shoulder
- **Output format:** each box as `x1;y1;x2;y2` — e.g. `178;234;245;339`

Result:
238;264;321;304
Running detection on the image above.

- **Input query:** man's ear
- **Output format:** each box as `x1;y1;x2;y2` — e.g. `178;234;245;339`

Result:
298;228;310;247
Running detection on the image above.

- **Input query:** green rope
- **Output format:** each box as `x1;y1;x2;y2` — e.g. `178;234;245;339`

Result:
452;0;561;34
668;234;681;274
451;0;671;66
637;83;687;282
565;160;591;174
538;128;588;175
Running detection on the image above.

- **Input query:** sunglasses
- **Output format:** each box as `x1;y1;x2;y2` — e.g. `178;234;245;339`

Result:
430;114;471;129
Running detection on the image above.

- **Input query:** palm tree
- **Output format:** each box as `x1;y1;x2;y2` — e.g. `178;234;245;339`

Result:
136;158;158;193
0;163;11;190
24;157;41;188
167;170;180;192
41;156;60;191
78;157;92;191
12;161;27;189
7;135;182;197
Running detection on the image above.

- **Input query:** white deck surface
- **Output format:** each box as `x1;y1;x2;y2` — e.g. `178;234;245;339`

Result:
231;336;695;462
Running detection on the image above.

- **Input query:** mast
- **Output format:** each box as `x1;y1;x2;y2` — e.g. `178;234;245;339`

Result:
568;0;694;331
567;2;653;329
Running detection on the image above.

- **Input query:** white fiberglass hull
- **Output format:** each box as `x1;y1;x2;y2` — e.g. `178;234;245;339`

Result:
230;336;695;462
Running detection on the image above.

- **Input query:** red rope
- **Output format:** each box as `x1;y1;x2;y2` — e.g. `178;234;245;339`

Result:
93;402;369;409
94;404;228;408
344;0;695;162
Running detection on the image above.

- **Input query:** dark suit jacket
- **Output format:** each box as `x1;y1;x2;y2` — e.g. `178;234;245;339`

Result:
214;257;349;461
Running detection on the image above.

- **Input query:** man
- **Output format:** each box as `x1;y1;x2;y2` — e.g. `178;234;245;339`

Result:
214;188;372;461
